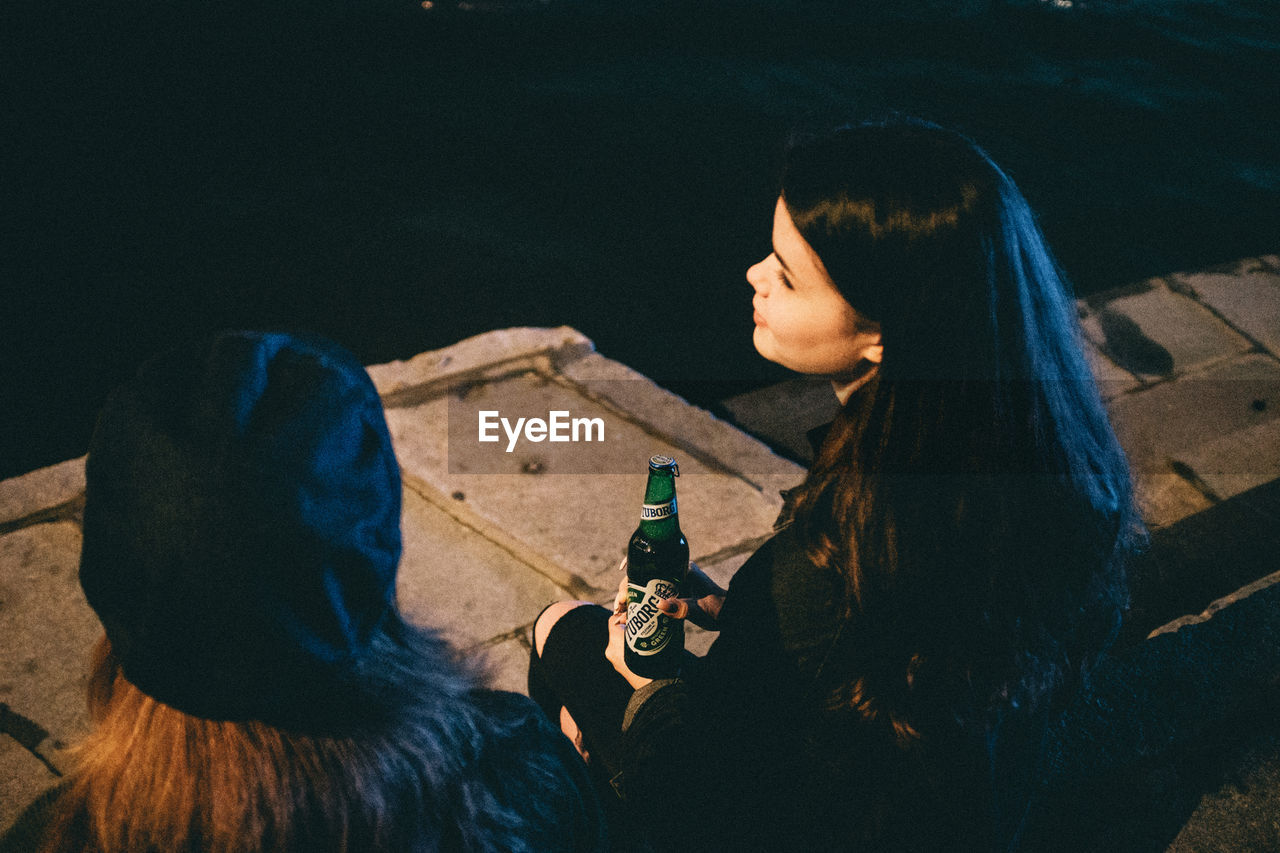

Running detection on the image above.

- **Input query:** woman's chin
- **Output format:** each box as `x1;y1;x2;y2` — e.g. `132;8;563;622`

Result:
751;328;775;363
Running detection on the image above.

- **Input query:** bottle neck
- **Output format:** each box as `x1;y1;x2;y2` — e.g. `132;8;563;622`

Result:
639;469;680;539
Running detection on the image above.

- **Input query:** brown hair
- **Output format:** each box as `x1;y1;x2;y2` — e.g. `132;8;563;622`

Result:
39;624;493;853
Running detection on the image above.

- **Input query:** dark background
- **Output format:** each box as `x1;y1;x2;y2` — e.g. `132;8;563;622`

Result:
4;0;1278;479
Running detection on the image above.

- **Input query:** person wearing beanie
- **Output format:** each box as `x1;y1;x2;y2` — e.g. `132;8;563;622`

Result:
1;330;606;853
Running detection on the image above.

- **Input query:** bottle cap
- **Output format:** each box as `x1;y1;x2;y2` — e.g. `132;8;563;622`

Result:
648;454;679;476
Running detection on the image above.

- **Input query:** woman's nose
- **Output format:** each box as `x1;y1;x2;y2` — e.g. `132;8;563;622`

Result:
746;259;769;295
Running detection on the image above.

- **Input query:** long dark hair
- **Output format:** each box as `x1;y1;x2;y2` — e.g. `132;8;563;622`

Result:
782;118;1142;742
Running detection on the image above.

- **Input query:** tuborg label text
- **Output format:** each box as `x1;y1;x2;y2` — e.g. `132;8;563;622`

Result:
625;578;678;655
640;500;676;521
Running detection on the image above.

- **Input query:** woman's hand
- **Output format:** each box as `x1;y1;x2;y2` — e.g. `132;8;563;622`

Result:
658;561;727;631
605;574;652;690
604;561;728;689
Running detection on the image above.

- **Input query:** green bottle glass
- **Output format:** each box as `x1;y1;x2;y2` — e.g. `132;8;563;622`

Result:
624;455;690;679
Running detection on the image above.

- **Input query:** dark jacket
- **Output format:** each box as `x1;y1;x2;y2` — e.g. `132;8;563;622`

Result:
618;524;1062;852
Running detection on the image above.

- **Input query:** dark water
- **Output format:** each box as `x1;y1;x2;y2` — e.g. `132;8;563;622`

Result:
3;0;1278;479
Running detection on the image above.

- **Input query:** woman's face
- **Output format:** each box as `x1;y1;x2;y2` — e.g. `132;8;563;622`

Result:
747;198;881;378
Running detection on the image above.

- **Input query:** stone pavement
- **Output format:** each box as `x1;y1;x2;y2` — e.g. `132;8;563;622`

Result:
3;255;1279;846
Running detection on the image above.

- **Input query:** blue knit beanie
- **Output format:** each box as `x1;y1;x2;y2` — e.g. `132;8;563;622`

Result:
79;330;402;725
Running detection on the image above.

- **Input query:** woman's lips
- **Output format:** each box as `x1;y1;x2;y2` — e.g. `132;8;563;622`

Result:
753;309;765;326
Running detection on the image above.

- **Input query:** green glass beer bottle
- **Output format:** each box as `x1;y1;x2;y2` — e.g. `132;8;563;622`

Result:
624;454;690;679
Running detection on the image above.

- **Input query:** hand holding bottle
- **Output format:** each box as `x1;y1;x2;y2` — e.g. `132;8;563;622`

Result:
614;560;725;628
605;577;652;689
606;561;727;687
653;561;725;630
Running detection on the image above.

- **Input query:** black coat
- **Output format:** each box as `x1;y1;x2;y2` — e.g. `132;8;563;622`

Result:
618;524;1061;852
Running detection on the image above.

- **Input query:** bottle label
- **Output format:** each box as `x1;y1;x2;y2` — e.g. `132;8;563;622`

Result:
641;499;677;521
625;578;678;655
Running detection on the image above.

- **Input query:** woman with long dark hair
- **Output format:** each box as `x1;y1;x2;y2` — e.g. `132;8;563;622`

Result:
529;118;1142;851
1;330;607;853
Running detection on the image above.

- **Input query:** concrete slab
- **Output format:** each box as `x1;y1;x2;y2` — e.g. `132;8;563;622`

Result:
1166;733;1280;853
558;351;806;487
1134;474;1214;531
1149;569;1280;640
368;326;594;403
1;738;59;833
386;376;789;594
397;488;571;649
475;636;535;697
1087;280;1251;380
1028;566;1280;852
720;377;842;463
443;369;683;476
684;623;716;658
1173;418;1280;503
0;522;98;787
1123;476;1280;648
0;458;84;530
1172;263;1280;358
1077;333;1141;400
1105;354;1280;477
